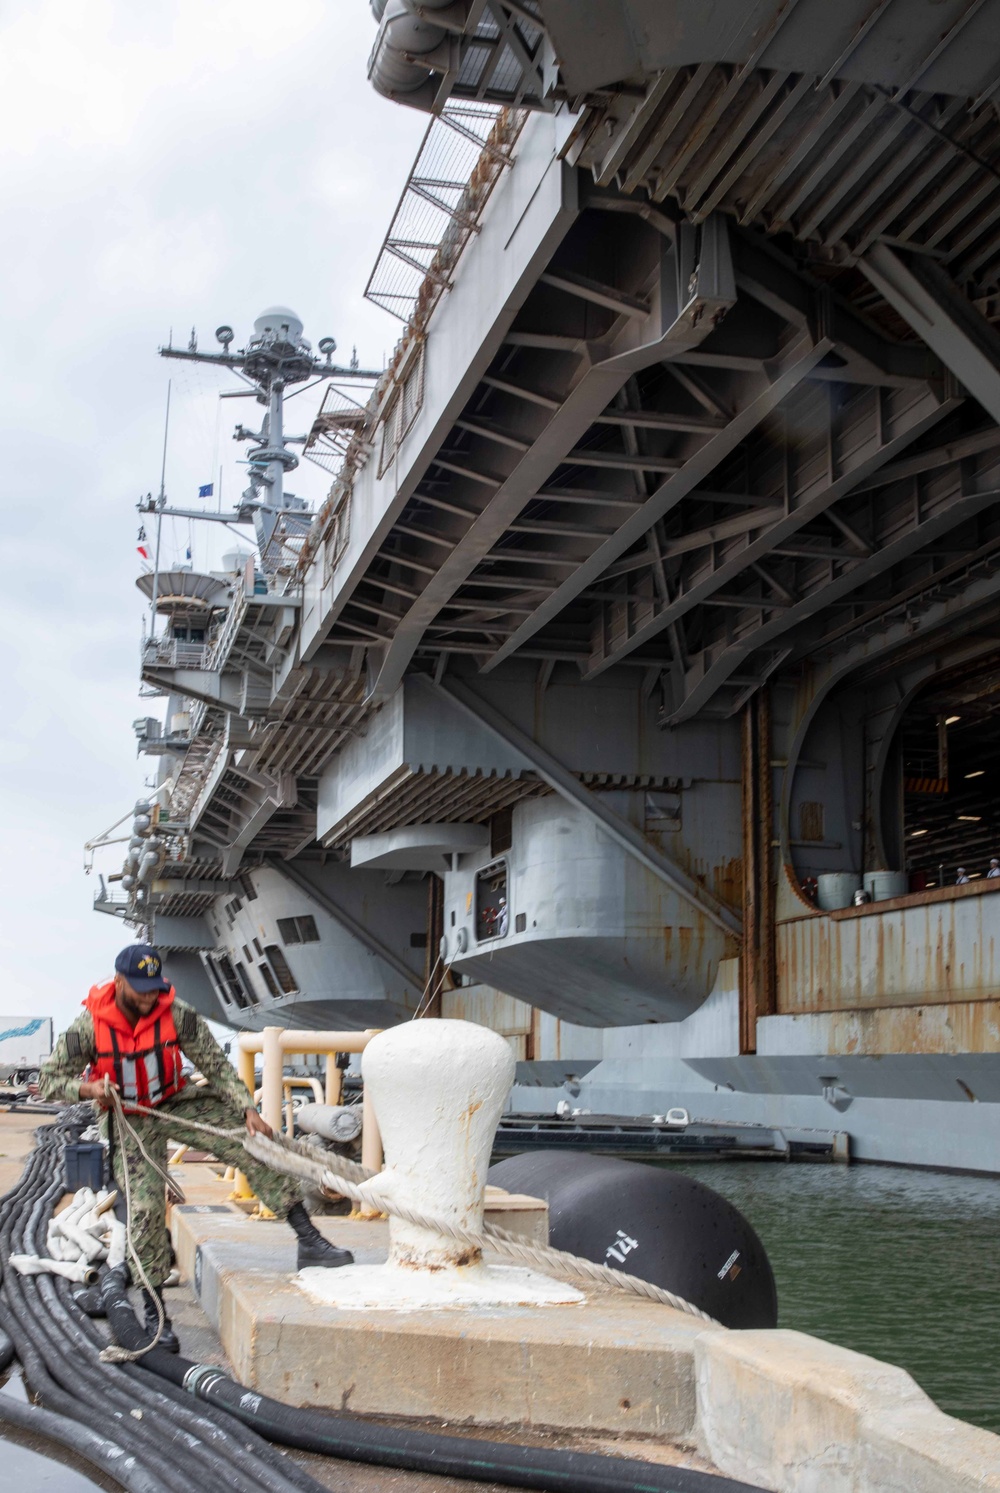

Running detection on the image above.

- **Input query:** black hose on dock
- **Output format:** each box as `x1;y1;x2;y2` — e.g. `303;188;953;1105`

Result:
101;1277;767;1493
0;1113;327;1493
0;1118;171;1492
0;1384;164;1492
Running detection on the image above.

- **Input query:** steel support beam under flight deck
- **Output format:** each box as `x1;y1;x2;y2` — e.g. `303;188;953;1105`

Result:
368;215;738;701
425;673;742;939
860;245;1000;428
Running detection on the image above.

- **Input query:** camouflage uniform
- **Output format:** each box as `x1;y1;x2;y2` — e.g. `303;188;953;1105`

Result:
40;1001;300;1289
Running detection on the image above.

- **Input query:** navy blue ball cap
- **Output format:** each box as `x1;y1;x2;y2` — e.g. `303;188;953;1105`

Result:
115;944;169;993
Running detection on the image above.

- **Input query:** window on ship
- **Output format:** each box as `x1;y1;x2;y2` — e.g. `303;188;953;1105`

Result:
264;945;299;995
276;915;320;945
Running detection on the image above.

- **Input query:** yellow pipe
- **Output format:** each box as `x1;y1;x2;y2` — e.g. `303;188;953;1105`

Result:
359;1084;383;1218
231;1041;259;1201
282;1075;325;1105
237;1043;256;1100
236;1029;378;1056
234;1027;383;1206
261;1026;284;1133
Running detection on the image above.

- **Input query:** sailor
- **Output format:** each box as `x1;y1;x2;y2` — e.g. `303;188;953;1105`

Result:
40;943;352;1352
956;866;970;884
988;858;1000;879
495;895;509;937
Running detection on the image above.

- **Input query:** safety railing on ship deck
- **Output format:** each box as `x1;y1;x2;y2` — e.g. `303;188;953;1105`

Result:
141;637;211;670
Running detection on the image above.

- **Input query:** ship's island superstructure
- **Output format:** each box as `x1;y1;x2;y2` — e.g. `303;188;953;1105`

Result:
93;1;1000;1171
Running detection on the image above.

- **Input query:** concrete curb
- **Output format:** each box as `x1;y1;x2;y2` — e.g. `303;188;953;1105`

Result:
696;1329;1000;1493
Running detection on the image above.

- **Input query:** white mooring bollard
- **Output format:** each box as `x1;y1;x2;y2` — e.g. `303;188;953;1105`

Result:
297;1019;583;1309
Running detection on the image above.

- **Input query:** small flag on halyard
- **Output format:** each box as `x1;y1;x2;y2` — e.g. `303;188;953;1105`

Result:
137;544;149;559
186;546;192;561
198;482;214;498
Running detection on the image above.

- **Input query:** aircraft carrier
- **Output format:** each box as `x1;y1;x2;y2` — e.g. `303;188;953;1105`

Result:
93;0;1000;1172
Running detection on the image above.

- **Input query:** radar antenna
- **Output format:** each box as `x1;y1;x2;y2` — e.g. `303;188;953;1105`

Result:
140;308;380;575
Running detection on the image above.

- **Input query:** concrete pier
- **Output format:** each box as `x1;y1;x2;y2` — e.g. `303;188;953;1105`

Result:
166;1154;1000;1493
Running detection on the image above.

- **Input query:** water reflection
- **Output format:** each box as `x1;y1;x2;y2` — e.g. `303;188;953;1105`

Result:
667;1160;1000;1434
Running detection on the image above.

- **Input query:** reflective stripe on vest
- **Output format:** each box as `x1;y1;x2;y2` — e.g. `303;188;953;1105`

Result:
107;1027;169;1104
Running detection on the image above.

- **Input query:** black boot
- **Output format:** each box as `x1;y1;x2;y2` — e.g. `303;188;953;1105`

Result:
141;1288;179;1353
286;1201;354;1270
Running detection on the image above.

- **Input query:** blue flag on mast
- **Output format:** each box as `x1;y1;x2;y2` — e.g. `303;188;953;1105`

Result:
198;482;214;498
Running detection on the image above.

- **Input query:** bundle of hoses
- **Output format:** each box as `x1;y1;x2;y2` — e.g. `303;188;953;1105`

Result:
0;1117;767;1493
0;1112;332;1493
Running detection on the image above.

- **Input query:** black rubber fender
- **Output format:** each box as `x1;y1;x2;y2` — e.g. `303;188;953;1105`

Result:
488;1150;778;1329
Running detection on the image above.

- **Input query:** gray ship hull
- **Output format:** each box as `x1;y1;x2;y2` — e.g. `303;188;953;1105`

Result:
94;9;1000;1181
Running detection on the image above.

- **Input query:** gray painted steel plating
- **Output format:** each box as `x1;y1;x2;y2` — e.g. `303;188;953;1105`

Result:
89;3;1000;1169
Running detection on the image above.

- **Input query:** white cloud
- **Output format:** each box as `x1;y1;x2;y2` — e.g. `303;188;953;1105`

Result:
0;0;426;1031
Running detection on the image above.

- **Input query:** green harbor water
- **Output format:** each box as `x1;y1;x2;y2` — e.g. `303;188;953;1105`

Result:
668;1159;1000;1436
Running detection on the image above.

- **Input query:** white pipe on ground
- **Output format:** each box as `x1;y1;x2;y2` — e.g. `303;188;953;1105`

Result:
56;1217;107;1264
106;1219;127;1271
9;1254;98;1285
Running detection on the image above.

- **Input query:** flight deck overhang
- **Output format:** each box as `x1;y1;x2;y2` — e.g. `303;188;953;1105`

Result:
369;2;1000;111
367;4;1000;298
109;10;1000;1005
298;120;1000;734
300;107;581;663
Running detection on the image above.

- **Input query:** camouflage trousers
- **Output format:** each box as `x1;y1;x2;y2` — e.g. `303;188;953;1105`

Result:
107;1086;301;1290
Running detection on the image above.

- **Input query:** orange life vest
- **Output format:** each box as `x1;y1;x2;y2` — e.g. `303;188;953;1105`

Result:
85;981;186;1108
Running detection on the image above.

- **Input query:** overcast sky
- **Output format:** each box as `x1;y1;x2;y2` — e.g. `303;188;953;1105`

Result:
0;1;427;1035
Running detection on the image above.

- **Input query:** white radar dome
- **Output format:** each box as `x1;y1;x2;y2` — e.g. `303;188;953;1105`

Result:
254;305;304;342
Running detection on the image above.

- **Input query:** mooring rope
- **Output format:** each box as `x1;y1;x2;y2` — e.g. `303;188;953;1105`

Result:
99;1093;721;1328
99;1082;168;1363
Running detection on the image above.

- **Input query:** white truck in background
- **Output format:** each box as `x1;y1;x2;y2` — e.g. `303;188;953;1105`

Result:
0;1015;53;1086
